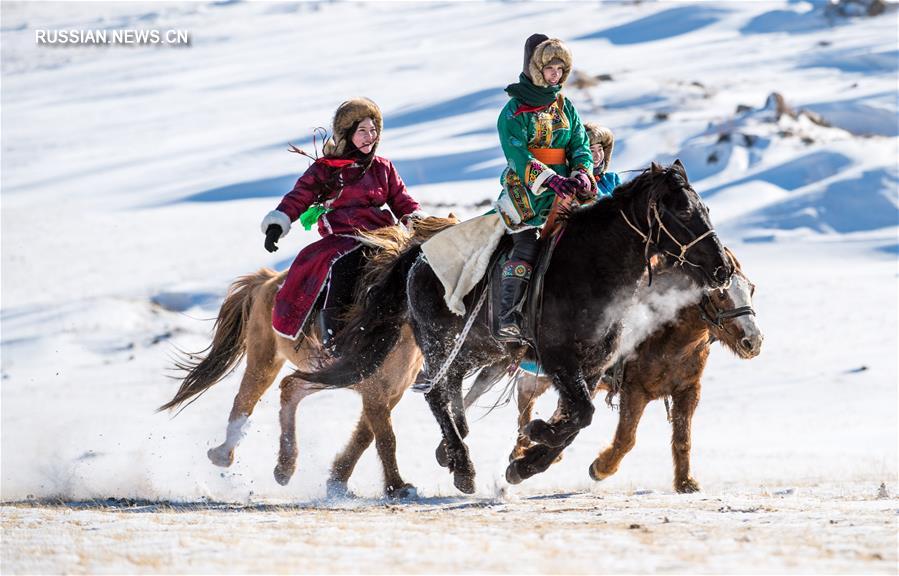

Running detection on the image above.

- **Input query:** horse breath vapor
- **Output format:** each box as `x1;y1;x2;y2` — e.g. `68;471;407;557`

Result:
605;276;703;362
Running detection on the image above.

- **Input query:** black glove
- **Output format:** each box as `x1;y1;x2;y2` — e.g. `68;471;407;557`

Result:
264;224;282;253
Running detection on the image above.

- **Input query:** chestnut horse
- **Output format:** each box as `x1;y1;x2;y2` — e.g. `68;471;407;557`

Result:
458;247;762;492
159;216;456;498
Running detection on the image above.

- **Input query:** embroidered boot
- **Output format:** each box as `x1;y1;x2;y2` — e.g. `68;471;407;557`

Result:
497;260;532;341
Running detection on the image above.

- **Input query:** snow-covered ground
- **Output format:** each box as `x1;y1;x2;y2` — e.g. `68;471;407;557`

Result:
2;1;897;573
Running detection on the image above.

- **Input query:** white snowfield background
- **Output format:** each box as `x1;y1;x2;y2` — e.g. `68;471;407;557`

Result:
1;1;897;573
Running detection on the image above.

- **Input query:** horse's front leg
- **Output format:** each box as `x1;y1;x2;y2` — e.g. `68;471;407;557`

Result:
273;374;321;485
589;386;649;482
425;374;476;494
671;386;701;493
507;367;594;483
523;366;594;448
510;374;552;461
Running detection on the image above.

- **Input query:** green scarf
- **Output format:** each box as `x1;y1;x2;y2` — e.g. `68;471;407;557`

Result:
504;73;562;107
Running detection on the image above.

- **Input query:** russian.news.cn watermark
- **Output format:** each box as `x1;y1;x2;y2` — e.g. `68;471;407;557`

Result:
35;29;191;47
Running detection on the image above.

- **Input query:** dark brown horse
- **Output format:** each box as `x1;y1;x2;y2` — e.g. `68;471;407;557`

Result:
458;247;762;492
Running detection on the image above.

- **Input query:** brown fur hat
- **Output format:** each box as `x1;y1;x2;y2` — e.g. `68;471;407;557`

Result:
323;97;383;157
528;38;573;87
584;122;614;172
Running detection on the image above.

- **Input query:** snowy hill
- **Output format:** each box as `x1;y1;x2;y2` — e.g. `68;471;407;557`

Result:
2;0;896;511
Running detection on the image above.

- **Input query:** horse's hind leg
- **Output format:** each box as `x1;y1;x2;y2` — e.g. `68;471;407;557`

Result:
435;362;502;468
273;374;321;485
363;390;417;499
670;385;701;493
589;387;649;482
425;370;476;494
208;342;285;467
326;411;374;497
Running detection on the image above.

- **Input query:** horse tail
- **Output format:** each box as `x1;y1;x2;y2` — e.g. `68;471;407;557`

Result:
295;245;423;388
158;268;280;412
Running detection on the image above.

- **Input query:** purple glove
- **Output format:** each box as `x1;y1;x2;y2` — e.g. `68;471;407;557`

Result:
571;172;595;201
545;175;577;199
572;172;592;194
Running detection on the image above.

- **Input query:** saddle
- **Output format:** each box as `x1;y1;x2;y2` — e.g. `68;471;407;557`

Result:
484;228;565;347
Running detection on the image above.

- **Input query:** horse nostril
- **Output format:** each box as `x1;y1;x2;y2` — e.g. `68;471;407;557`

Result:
740;337;752;350
714;267;729;284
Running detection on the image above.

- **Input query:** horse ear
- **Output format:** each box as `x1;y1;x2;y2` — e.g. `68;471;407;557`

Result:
650;161;663;174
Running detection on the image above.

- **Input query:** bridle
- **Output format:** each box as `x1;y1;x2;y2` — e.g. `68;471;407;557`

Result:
698;289;755;332
620;201;729;287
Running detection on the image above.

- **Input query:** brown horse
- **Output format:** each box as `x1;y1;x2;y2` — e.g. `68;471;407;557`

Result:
159;216;456;498
458;247;762;493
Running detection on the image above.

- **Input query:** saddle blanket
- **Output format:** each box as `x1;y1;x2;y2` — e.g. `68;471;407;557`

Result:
420;213;507;316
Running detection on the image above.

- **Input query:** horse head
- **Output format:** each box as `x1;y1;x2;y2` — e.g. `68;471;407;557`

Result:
634;159;732;289
700;247;763;359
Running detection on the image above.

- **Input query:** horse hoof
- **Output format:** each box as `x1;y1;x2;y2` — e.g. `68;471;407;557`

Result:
207;445;234;468
387;483;418;500
453;472;476;494
676;477;701;494
435;442;450;468
505;460;524;485
273;463;295;486
588;461;611;482
326;479;350;499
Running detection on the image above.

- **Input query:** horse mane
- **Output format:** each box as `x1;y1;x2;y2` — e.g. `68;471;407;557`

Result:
346;215;459;319
563;162;672;234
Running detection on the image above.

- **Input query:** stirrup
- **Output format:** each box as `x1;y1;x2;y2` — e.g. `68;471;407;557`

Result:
496;315;524;342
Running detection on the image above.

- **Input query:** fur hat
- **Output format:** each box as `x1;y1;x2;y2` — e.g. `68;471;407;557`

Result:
323;97;383;157
527;37;573;88
584;122;614;172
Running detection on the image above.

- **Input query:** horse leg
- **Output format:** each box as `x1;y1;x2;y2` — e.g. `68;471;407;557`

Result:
363;392;416;499
507;367;595;483
208;344;285;467
671;386;701;493
323;412;374;497
436;362;505;468
523;367;594;448
510;375;550;462
425;372;476;494
272;374;321;485
589;387;649;481
505;432;577;484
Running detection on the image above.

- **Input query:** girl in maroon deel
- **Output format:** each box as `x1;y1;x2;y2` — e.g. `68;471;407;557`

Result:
261;98;426;346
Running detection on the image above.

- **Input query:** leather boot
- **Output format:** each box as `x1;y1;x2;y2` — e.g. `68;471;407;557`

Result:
317;307;343;350
497;260;532;341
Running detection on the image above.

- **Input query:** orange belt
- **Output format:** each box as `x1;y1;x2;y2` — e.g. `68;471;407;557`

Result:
529;147;566;165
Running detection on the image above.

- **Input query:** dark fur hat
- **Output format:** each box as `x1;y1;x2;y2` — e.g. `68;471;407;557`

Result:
323;97;383;157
